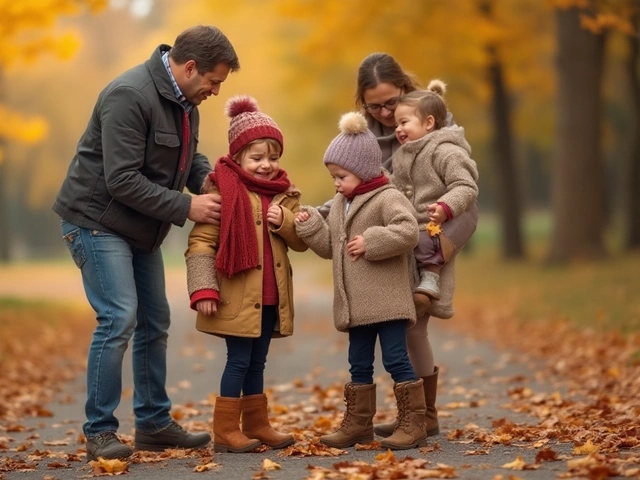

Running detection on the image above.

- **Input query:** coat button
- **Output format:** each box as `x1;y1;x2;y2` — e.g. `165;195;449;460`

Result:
256;220;262;225
254;303;261;309
276;262;281;267
256;265;262;270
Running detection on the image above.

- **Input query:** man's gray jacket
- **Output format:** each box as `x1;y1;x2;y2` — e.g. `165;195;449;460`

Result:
53;44;211;251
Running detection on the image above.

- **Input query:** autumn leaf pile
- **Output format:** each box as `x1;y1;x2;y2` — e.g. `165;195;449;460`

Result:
445;299;640;478
2;294;640;478
0;305;92;424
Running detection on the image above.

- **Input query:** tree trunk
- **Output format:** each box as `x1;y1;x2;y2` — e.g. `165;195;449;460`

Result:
0;69;10;263
487;45;525;259
477;0;524;260
625;3;640;250
547;6;606;262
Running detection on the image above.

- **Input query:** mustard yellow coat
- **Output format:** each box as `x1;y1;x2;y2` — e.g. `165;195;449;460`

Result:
185;187;307;338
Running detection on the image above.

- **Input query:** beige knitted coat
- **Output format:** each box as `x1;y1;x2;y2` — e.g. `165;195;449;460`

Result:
390;126;479;319
295;184;419;332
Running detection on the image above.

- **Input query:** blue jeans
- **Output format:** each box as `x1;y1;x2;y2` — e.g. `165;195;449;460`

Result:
220;306;278;397
60;220;173;437
348;319;417;385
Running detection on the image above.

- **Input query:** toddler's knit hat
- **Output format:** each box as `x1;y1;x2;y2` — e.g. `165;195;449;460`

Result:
323;112;382;182
225;95;283;156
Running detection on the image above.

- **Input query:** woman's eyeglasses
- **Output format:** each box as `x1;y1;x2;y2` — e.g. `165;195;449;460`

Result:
363;96;400;114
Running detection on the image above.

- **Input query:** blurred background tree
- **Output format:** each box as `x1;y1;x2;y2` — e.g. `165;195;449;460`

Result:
0;0;638;265
0;0;105;262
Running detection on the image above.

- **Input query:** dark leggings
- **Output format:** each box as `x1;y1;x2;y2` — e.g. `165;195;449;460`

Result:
220;306;278;397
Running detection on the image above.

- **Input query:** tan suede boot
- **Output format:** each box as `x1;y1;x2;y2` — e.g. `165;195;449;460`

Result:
213;396;262;453
319;383;376;448
241;393;294;449
380;379;428;450
374;366;440;438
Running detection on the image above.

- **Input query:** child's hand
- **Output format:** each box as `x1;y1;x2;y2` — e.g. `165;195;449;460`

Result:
347;235;365;261
427;203;446;224
196;299;217;315
267;205;283;226
295;211;310;223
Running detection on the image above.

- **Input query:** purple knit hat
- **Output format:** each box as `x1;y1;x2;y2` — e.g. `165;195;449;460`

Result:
225;95;283;157
323;112;382;182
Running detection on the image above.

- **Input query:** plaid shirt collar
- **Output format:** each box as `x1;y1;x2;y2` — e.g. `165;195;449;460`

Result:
162;51;194;114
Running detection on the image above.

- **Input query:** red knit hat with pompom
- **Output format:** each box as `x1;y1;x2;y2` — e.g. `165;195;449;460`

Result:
225;95;284;157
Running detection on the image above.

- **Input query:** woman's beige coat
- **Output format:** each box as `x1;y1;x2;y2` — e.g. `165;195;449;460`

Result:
296;184;419;332
185;187;307;338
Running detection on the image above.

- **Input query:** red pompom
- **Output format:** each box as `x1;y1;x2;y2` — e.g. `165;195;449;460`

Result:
225;95;259;118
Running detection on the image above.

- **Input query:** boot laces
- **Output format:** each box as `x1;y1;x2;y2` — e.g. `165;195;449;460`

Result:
93;431;119;445
339;388;356;430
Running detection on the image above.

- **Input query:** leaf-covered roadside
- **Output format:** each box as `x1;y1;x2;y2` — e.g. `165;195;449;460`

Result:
2;293;640;478
0;300;92;424
443;296;640;479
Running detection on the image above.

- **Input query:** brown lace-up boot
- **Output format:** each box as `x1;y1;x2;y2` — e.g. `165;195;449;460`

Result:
374;366;440;438
241;393;294;449
319;383;376;448
213;396;262;453
380;379;428;450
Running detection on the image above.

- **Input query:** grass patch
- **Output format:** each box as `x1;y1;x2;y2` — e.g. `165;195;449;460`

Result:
456;212;640;333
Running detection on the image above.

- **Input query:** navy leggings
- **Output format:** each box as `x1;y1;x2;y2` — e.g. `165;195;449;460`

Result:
348;319;417;384
220;306;278;397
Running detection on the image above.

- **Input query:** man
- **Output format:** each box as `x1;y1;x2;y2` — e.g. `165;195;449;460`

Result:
52;25;238;461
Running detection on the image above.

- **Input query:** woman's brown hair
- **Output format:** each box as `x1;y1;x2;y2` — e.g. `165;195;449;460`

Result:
355;53;421;115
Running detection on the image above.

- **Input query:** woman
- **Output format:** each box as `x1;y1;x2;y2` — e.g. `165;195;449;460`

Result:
355;52;459;439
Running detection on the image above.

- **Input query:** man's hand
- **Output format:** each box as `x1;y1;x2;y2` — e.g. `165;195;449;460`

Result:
196;299;217;315
188;193;222;225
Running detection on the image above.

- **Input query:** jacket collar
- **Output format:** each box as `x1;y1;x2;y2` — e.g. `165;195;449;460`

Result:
337;183;394;222
146;44;182;105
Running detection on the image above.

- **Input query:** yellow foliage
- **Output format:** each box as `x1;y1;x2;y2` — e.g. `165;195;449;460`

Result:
0;0;104;147
0;105;48;143
550;0;589;8
427;222;443;237
572;439;600;455
581;12;635;35
261;459;282;471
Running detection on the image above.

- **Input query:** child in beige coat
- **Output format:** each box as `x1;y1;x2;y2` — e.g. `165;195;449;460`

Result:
391;80;479;316
295;112;428;450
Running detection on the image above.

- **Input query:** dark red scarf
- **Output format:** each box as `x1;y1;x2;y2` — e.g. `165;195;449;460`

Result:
209;155;291;277
344;174;389;200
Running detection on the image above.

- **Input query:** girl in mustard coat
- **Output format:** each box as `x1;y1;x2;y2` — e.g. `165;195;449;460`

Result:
185;96;306;453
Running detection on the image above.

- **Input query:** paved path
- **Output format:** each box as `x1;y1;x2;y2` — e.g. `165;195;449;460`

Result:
1;259;575;479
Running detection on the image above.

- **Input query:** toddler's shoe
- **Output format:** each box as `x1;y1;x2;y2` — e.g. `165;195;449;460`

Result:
415;270;441;300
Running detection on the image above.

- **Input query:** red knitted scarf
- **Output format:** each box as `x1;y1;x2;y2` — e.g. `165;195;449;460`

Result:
344;174;389;200
209;155;291;277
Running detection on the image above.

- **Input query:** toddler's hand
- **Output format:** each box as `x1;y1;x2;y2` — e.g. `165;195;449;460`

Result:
347;235;365;261
267;205;283;226
295;211;310;223
196;299;217;316
427;203;446;224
